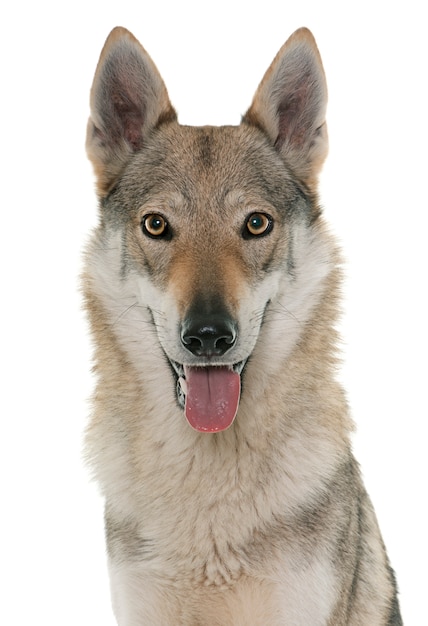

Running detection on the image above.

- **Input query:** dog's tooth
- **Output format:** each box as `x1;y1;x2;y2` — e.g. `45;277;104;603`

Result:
178;377;187;396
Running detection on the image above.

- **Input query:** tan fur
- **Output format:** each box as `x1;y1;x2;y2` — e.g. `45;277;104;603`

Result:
83;27;401;625
167;247;246;319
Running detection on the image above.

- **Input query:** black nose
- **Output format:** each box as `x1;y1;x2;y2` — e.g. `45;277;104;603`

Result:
181;314;237;357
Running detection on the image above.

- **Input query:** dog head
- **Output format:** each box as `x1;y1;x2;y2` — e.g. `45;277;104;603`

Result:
85;27;333;433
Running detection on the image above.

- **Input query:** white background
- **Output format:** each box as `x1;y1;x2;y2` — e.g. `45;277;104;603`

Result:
1;1;426;624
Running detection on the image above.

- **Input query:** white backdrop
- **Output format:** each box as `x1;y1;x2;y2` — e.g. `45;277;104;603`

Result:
1;1;426;624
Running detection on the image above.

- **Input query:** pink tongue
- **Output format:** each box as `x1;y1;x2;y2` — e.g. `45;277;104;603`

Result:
184;366;241;433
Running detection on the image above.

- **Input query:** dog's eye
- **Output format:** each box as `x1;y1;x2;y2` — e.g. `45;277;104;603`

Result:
245;213;273;237
142;214;169;238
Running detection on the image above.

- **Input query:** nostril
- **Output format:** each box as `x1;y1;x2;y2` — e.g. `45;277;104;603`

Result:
182;335;204;353
214;334;234;353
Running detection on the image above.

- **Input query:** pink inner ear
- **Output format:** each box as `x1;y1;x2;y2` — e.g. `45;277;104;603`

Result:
110;91;146;151
124;116;145;150
276;85;311;149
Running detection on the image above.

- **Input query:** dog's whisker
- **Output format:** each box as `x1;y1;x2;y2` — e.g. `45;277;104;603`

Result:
111;301;140;327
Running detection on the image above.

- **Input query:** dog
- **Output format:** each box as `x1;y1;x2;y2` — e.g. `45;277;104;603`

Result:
83;26;402;625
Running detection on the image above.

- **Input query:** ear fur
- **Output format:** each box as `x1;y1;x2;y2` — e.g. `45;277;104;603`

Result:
86;27;176;197
243;28;328;190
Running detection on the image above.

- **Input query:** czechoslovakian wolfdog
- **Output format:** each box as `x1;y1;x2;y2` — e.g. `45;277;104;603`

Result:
83;26;402;625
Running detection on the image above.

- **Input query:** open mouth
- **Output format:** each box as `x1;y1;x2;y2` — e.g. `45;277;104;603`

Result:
169;359;247;433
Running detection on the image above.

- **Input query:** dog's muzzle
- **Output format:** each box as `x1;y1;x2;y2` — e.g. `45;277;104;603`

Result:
168;310;245;433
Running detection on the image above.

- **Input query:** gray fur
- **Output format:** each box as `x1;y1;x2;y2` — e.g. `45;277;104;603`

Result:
83;26;401;625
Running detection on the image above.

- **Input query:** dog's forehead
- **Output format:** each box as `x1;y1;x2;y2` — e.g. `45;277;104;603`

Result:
124;123;299;209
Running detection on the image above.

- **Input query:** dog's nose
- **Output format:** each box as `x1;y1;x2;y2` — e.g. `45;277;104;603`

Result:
181;314;237;358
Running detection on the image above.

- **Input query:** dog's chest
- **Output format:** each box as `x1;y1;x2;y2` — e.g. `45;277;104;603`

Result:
123;436;280;584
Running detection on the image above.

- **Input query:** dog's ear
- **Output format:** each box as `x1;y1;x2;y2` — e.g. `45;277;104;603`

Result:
243;28;328;190
86;27;176;197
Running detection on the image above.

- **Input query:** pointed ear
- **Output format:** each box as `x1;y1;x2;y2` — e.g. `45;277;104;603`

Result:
86;27;176;197
243;28;328;190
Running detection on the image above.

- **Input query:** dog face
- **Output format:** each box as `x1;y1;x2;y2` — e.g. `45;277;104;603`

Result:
85;27;332;433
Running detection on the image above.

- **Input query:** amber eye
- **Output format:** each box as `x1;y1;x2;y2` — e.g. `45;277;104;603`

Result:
142;214;169;238
245;213;273;237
